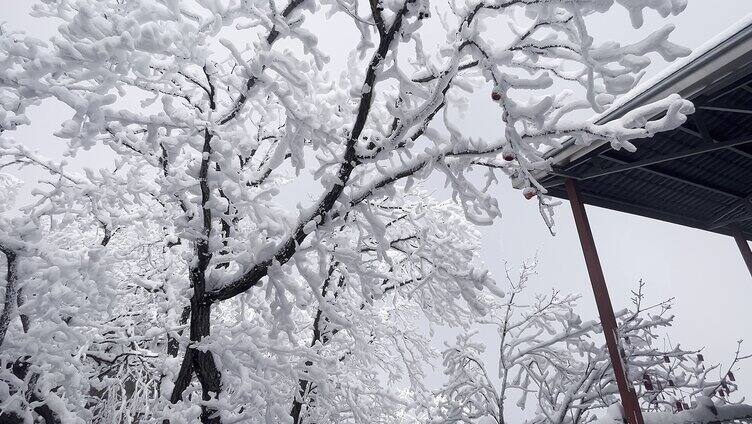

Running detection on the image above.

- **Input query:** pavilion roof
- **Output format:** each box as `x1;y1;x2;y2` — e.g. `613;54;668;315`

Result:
538;17;752;241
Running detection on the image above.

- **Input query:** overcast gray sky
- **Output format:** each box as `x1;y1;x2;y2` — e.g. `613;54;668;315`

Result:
3;0;752;420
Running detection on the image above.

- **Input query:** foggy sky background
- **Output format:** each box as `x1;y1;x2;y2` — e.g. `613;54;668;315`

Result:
3;1;752;420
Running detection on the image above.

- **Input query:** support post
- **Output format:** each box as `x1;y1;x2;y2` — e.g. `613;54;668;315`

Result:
565;179;645;424
732;229;752;279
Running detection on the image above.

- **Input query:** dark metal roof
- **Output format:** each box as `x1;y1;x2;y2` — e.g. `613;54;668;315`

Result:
539;21;752;241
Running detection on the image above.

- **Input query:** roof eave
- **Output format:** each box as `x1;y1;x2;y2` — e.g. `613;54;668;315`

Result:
539;20;752;175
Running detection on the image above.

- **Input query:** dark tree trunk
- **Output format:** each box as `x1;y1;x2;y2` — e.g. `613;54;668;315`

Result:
0;248;18;348
169;128;222;423
190;291;221;424
170;244;222;423
169;289;222;423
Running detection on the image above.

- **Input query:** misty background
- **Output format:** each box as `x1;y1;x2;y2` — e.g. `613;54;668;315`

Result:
3;1;752;420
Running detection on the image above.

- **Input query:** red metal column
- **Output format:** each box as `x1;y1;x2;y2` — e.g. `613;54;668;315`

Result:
732;229;752;278
565;179;645;424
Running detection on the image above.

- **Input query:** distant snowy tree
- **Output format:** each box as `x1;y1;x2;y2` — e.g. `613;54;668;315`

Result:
430;268;750;424
0;0;698;422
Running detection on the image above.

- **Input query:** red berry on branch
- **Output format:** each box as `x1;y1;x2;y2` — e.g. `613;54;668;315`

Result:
502;151;516;161
523;188;537;200
491;91;501;101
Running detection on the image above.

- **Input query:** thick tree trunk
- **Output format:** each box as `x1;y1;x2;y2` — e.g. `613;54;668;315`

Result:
190;293;221;424
169;129;222;423
169;300;222;423
0;250;57;423
0;248;18;348
170;253;222;423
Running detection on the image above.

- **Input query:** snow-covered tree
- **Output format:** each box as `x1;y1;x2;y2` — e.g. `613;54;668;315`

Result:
0;0;699;422
0;188;496;423
430;268;750;424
